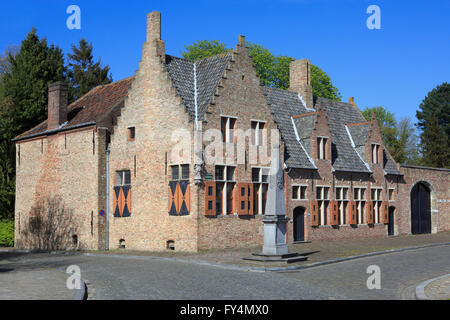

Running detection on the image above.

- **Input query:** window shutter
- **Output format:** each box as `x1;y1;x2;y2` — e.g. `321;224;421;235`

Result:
349;201;357;225
248;184;254;215
366;202;374;224
204;181;216;216
330;201;338;226
382;201;389;224
237;183;251;216
113;186;121;217
122;186;131;217
310;200;319;226
168;181;178;215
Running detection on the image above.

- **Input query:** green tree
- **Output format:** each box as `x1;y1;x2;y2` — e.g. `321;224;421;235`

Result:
0;28;66;219
391;117;421;165
416;82;450;168
0;45;19;82
0;28;66;134
67;38;112;102
362;106;397;151
181;40;341;101
181;40;231;62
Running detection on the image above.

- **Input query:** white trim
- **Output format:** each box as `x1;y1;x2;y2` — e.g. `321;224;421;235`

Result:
193;63;198;130
291;117;316;168
298;94;315;112
345;125;371;171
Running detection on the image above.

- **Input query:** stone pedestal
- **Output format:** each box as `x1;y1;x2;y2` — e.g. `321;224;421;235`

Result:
261;215;289;255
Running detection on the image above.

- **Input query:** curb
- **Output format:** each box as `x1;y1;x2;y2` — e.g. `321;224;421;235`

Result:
415;274;450;300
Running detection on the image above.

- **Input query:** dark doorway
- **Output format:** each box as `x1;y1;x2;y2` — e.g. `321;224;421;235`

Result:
388;207;395;236
411;183;431;234
293;207;305;242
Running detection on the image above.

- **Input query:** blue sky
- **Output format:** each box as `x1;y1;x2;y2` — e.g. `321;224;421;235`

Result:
0;0;449;124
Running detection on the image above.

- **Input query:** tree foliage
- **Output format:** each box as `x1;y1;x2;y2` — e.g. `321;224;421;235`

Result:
416;82;450;168
362;107;421;165
0;29;66;134
67;38;112;102
181;40;341;101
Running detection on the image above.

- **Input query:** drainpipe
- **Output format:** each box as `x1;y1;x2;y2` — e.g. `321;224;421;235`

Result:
106;148;110;250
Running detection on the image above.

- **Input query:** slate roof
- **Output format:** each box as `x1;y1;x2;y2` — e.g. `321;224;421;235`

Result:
13;51;402;176
317;98;372;173
165;53;232;121
264;87;316;169
14;77;134;141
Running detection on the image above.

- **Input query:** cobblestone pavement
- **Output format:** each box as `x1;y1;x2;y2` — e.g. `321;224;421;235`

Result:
0;252;77;300
423;274;450;300
0;251;341;300
280;245;450;300
87;231;450;268
1;244;449;300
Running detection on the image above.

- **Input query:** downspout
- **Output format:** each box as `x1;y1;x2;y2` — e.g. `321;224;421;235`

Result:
106;148;110;250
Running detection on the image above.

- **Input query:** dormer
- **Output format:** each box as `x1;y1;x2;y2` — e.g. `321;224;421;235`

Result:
366;112;384;167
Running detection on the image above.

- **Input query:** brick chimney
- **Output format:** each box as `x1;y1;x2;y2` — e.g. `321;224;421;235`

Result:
146;11;165;62
289;59;313;109
47;81;68;130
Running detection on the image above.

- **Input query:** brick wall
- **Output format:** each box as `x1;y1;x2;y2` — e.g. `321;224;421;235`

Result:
15;127;104;250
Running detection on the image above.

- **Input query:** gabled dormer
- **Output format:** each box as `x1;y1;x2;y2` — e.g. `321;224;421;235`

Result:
310;104;332;162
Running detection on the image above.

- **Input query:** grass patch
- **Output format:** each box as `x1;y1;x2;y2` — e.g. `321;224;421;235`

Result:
0;220;14;247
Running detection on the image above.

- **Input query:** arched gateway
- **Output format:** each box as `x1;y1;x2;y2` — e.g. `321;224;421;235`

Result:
410;182;431;234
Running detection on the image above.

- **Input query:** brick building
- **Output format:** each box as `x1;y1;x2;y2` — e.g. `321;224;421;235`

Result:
13;12;449;252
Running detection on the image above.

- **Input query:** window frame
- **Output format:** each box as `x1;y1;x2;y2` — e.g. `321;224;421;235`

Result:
116;170;131;186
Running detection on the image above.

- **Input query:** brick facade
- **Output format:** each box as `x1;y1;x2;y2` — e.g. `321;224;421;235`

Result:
13;11;449;252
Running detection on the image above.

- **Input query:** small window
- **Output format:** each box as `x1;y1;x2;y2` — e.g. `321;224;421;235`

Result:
215;166;225;181
171;165;179;180
171;165;189;181
292;186;299;200
128;127;135;141
389;188;395;201
292;185;307;200
252;168;261;182
251;121;266;146
371;144;380;164
181;164;189;180
221;116;237;143
317;137;328;160
226;166;235;181
116;170;131;186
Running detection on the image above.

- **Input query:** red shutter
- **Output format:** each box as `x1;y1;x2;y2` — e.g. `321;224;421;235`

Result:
204;181;216;216
330;201;338;226
236;183;247;215
248;184;254;215
185;183;190;213
382;201;389;224
349;201;357;225
310;200;319;227
366;202;374;224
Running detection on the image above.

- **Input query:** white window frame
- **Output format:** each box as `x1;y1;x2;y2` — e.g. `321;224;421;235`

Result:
292;185;307;200
317;136;328;160
371;143;380;164
221;115;237;144
251;120;266;147
336;186;349;225
215;165;236;215
371;187;383;223
316;186;330;225
252;166;270;215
